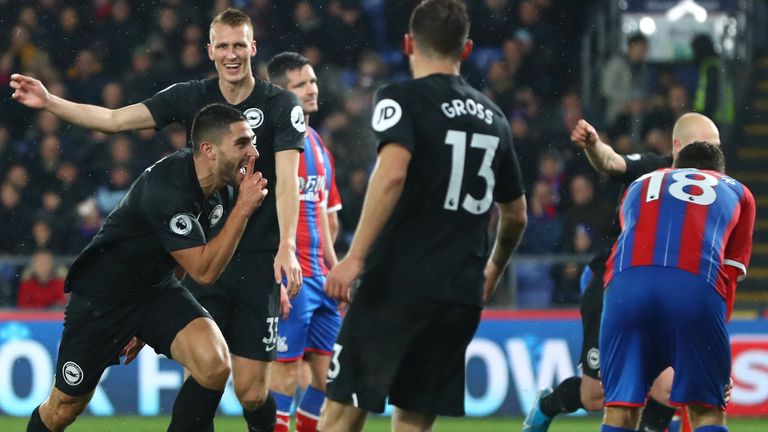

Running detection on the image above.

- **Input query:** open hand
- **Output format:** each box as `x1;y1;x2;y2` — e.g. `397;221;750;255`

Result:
10;73;50;109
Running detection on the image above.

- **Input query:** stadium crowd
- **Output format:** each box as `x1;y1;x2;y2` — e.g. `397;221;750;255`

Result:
0;0;704;308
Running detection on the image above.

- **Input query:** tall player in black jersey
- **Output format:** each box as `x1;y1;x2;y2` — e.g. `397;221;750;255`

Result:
524;113;721;432
25;104;268;432
11;9;303;431
318;1;527;431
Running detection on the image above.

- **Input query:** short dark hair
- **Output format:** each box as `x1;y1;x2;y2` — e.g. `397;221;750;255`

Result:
191;104;246;154
267;52;310;88
673;141;725;173
627;33;648;46
409;0;469;59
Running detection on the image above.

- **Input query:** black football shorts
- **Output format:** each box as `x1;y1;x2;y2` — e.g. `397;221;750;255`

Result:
55;286;209;396
188;250;280;362
326;280;481;416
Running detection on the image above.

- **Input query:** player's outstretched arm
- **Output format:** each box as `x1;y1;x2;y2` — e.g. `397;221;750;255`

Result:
482;196;527;303
10;73;156;133
324;144;411;302
571;119;627;175
274;149;303;297
172;156;268;285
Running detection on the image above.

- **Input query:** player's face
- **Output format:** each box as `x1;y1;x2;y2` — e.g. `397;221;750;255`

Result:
208;23;257;86
285;65;319;114
217;120;258;186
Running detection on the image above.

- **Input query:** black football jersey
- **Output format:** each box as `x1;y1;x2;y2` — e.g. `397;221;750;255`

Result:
590;152;673;269
143;78;305;251
364;74;524;306
65;149;231;300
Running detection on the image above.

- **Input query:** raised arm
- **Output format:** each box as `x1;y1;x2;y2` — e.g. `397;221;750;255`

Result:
10;73;156;133
274;149;303;296
482;196;527;302
172;157;268;285
571;119;627;175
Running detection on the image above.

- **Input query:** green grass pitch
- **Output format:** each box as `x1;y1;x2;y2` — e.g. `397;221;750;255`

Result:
2;415;768;431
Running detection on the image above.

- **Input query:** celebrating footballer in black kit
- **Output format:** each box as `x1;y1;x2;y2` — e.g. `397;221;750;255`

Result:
24;104;268;432
319;1;527;431
11;8;304;431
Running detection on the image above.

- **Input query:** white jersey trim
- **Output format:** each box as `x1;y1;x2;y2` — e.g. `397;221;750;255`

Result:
724;259;747;281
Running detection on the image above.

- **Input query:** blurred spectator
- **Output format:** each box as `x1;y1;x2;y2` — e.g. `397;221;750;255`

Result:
5;163;33;206
95;165;132;215
66;49;107;104
519;181;563;253
285;1;326;53
55;161;93;209
553;224;593;305
101;0;143;75
0;124;22;179
18;218;65;255
30;134;63;193
325;0;374;68
177;42;211;82
536;151;565;205
692;33;733;125
471;0;514;46
16;250;67;309
69;198;102;253
50;7;91;71
609;89;651;147
561;174;610;251
600;33;650;126
0;182;32;253
101;81;126;110
338;167;369;249
36;188;75;252
123;46;166;105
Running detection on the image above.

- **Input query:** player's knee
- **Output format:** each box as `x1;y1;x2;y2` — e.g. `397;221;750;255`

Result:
193;351;231;389
580;377;605;411
237;388;269;411
581;392;604;411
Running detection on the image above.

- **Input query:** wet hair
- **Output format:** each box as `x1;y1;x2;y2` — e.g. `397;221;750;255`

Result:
209;8;253;41
409;0;469;59
191;104;246;154
267;52;310;88
673;141;725;173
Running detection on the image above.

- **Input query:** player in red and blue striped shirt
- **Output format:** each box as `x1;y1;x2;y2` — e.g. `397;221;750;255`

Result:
600;142;755;432
266;52;342;432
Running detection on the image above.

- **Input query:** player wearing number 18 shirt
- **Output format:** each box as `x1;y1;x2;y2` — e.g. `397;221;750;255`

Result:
319;1;527;431
600;142;755;432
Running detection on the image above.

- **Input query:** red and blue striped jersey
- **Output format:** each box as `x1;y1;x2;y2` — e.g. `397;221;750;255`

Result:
605;168;755;299
296;127;341;277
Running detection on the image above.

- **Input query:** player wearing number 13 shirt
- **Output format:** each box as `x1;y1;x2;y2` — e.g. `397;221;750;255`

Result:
319;1;527;430
600;142;754;430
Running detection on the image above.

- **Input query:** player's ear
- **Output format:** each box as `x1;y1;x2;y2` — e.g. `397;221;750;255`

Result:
251;40;257;57
402;33;414;56
200;141;216;160
460;39;474;61
207;43;215;61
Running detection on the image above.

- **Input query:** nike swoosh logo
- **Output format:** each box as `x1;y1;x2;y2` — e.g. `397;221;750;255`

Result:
265;344;276;352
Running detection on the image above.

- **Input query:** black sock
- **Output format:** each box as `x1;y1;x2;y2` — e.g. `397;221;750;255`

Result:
27;406;53;432
167;377;224;432
242;392;276;432
540;376;585;417
638;397;676;432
